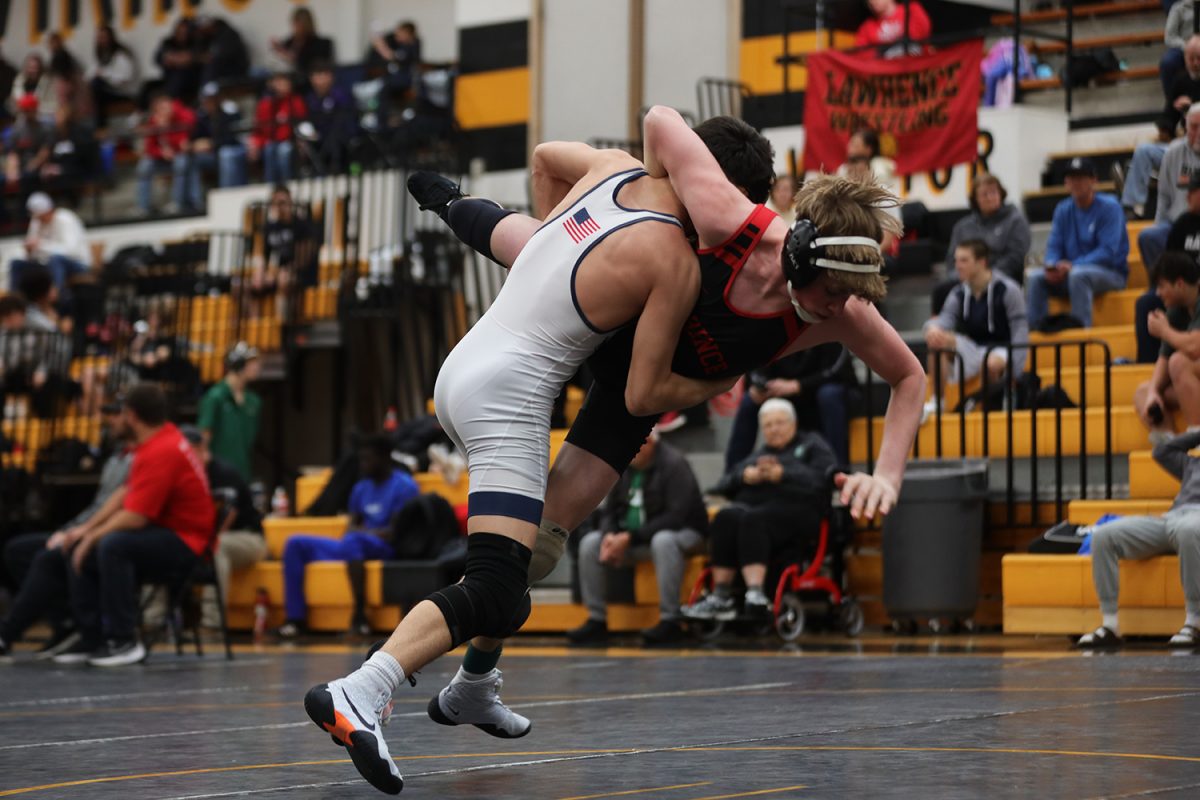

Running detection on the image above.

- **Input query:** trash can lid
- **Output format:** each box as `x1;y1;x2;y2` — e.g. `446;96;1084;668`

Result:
896;458;989;501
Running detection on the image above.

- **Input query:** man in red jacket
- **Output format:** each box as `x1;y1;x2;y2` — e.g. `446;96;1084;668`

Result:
59;383;215;667
136;93;196;215
855;0;931;58
249;70;306;183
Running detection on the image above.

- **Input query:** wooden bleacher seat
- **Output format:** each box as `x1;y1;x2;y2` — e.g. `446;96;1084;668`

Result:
1028;31;1162;57
1048;289;1143;327
1068;498;1173;524
225;560;401;632
1003;554;1186;635
1128;450;1182;499
992;0;1161;26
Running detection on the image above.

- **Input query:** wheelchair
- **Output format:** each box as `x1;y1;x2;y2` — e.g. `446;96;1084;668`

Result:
684;510;863;643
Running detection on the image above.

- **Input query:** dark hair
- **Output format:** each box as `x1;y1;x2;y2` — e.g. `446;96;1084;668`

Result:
17;264;54;304
123;383;169;426
358;433;394;460
1152;251;1200;286
955;238;990;263
310;60;334;75
968;172;1008;213
692;116;775;204
851;128;881;159
292;6;316;36
95;24;132;64
270;183;292;200
0;294;27;318
399;21;417;35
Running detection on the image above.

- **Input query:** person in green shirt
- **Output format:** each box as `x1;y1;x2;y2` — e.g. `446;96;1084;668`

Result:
197;342;261;480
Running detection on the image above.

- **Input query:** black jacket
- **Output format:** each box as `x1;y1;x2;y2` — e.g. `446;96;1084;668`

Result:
745;343;856;397
595;441;708;545
714;430;836;507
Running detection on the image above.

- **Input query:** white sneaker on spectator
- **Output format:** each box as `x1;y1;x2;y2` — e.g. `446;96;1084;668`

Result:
682;593;737;621
428;668;531;739
744;588;772;614
1149;430;1173;447
920;398;941;425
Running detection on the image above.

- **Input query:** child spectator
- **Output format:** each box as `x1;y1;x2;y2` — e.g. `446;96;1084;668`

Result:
278;435;418;638
302;62;358;175
249;71;306;184
180;82;246;210
135;94;196;216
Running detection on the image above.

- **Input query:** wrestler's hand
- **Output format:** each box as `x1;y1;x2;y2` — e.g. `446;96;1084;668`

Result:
834;472;898;521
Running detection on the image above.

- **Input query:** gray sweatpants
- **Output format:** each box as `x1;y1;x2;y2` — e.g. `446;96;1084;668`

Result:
579;528;706;622
1090;508;1200;617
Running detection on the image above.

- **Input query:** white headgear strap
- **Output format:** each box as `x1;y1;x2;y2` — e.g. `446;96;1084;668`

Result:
812;235;882;274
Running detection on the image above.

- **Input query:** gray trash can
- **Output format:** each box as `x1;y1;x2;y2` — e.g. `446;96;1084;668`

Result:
882;458;988;624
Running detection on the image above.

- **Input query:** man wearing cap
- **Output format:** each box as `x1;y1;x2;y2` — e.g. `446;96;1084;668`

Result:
0;401;133;662
1026;157;1129;330
179;424;266;624
181;82;246;210
197;343;262;481
1140;104;1200;277
7;192;89;303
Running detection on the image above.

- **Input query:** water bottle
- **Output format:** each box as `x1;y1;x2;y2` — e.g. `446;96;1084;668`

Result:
253;588;270;643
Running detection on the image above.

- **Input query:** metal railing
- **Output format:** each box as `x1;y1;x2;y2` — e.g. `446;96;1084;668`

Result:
862;339;1114;530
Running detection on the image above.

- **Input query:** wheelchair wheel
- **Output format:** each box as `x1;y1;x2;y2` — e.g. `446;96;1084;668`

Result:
688;618;726;642
838;600;865;637
775;593;806;642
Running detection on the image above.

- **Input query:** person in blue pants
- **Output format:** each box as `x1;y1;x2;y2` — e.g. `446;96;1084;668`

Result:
279;435;418;638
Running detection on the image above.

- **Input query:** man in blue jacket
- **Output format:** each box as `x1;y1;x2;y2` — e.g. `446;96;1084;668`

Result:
1026;157;1129;329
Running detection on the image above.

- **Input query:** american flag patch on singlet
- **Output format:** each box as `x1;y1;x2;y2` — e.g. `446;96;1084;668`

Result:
563;208;601;243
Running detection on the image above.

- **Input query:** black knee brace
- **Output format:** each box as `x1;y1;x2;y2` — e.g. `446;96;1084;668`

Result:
445;198;515;265
429;533;532;648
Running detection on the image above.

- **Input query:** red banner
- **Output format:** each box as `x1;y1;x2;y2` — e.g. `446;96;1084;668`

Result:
803;39;983;176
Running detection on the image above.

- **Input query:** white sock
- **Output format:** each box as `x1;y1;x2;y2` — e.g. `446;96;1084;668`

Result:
458;666;493;682
345;650;406;698
1102;612;1119;634
1185;612;1200;629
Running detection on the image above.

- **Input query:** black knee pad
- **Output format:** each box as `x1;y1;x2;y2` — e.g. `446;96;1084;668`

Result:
428;533;532;648
446;198;515;265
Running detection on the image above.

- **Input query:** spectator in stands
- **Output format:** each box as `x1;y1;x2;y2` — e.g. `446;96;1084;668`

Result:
1137;173;1200;362
0;46;17;114
766;174;797;227
197;342;261;482
369;19;422;101
1026;157;1129;330
3;95;49;193
8;193;88;303
0;401;133;661
135;94;196;216
278;435;418;639
923;240;1029;420
152;18;201;105
194;15;250;88
87;25;139;130
178;425;265;621
270;7;335;77
725;344;857;469
17;264;59;332
944;173;1031;285
180;83;246;210
10;54;52;118
1121;115;1179;221
0;294;25;329
254;184;322;309
47;40;91;124
1163;0;1200;97
838;128;901;253
56;383;214;666
300;62;357;176
1134;252;1200;443
249;71;305;184
1141;104;1200;275
44;33;80;80
1078;427;1200;649
854;0;931;57
1163;35;1200;135
38;107;97;198
567;432;709;647
684;400;836;621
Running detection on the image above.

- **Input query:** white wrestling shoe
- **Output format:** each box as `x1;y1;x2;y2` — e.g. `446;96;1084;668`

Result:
304;679;404;794
427;667;532;739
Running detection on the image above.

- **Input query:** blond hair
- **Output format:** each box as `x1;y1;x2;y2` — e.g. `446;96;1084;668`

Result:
792;173;900;304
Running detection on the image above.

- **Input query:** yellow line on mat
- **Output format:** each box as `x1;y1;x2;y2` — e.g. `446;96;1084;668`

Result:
687;787;807;800
688;745;1200;764
558;782;712;800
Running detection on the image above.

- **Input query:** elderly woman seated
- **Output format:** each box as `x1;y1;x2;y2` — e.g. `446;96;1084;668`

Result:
684;398;836;620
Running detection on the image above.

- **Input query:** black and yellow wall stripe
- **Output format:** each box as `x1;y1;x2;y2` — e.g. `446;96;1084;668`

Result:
456;18;529;172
